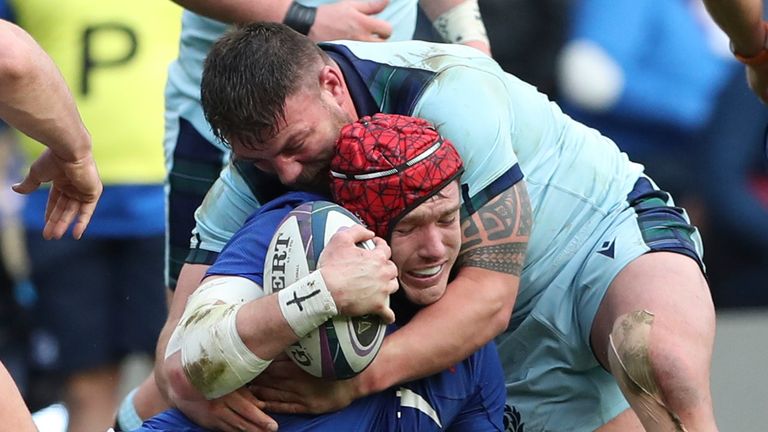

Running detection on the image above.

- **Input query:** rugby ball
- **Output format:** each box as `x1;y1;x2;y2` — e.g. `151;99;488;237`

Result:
263;200;387;379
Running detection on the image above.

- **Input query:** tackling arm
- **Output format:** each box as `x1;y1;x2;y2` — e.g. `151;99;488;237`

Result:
358;182;530;394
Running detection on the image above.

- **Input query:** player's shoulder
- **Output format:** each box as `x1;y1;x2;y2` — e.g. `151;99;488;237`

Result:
325;40;498;73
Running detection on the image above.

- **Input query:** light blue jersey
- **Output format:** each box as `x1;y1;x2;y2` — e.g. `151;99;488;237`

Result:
190;40;704;431
192;40;645;307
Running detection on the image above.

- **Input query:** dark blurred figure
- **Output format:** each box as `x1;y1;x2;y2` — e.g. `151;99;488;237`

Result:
480;0;571;98
697;70;768;308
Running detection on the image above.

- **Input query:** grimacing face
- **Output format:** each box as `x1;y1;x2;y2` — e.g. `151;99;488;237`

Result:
389;181;462;306
231;88;353;192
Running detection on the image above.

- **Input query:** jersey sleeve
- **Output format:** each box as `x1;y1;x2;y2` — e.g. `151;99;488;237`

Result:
205;208;287;287
187;161;261;265
412;64;523;214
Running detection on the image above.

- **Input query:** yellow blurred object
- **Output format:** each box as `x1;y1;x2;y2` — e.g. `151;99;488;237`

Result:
11;0;182;184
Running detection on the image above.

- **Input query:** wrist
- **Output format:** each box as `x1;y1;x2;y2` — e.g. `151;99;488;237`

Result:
278;270;337;337
433;0;490;46
283;2;316;36
53;129;92;163
731;21;768;66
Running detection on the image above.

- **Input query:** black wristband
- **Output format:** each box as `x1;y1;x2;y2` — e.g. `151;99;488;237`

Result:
283;2;317;36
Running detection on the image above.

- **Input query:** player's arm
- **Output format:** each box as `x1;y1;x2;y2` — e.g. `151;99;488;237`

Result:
0;19;91;165
255;183;529;414
702;0;768;102
171;0;392;42
154;163;261;404
162;275;294;402
154;264;282;432
702;0;764;55
419;0;491;54
361;183;529;393
0;19;101;240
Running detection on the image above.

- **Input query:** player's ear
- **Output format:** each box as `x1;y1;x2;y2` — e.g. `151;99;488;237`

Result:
318;65;347;106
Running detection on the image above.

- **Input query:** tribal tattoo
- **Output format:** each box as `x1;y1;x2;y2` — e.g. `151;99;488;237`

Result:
458;182;531;276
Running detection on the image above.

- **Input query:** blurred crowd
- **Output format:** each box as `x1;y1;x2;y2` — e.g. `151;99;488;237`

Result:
0;0;766;430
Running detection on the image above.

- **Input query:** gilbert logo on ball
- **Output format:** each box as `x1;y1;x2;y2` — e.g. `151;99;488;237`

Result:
264;200;387;379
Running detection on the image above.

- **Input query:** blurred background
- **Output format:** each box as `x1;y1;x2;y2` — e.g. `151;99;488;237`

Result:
1;0;766;430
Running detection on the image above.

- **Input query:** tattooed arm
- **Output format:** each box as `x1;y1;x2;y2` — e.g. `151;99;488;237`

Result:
351;181;531;395
251;182;530;415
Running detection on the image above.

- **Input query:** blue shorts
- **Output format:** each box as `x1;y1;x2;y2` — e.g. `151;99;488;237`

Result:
26;234;167;373
497;176;704;431
139;343;506;431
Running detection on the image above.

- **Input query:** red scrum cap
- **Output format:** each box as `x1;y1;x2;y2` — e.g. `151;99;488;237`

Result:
330;113;464;239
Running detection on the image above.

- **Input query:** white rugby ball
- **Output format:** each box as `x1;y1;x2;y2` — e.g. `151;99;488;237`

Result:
263;200;387;379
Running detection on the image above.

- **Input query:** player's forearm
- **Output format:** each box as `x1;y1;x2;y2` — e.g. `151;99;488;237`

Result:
237;294;302;358
703;0;765;55
0;20;90;162
166;273;328;400
360;181;531;394
163;299;296;402
420;0;490;53
171;0;292;24
360;269;517;395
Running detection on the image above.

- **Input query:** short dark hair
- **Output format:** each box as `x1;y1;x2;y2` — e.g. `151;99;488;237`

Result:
201;22;328;148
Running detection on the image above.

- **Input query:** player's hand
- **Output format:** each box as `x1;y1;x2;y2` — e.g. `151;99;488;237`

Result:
12;148;102;240
175;387;278;432
317;225;398;323
249;356;360;414
746;63;768;104
310;0;393;42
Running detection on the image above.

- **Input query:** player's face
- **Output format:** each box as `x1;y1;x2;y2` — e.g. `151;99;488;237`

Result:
389;181;462;306
231;89;353;192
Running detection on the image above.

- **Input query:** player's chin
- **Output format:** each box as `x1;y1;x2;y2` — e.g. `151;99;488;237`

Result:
400;279;447;306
